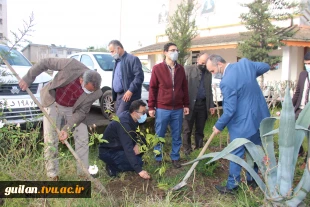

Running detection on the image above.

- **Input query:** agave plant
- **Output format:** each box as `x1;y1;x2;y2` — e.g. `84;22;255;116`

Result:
183;86;310;207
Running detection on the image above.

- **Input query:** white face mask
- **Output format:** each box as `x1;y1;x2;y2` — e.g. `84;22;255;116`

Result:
169;51;178;61
212;66;223;79
82;82;93;94
111;47;120;60
305;64;310;72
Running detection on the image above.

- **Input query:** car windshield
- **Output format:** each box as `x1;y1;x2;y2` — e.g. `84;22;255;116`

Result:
0;45;32;66
142;65;151;73
93;54;115;71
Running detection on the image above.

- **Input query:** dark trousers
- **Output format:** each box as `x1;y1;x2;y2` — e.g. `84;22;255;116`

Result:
182;100;207;152
99;149;143;175
115;92;134;116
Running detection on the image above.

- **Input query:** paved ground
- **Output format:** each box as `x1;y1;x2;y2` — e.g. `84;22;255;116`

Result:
85;107;110;127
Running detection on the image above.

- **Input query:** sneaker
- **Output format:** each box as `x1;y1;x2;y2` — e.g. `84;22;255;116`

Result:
215;185;238;194
105;165;117;177
172;160;182;168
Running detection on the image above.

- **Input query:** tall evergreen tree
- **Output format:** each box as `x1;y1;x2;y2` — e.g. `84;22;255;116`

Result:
165;0;198;65
238;0;301;83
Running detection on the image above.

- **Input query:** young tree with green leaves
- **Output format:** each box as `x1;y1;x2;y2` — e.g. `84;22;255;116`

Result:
238;0;301;84
165;0;198;65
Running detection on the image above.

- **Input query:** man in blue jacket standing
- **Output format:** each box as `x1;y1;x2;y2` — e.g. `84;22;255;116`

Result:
206;54;270;194
108;40;144;116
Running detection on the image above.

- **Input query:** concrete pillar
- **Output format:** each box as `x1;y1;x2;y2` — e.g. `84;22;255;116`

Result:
148;55;156;70
291;47;304;82
281;46;291;81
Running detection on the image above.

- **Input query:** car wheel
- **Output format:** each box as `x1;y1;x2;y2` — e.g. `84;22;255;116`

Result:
100;90;114;119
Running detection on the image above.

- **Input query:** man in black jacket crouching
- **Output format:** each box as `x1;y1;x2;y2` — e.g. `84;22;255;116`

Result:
99;100;150;179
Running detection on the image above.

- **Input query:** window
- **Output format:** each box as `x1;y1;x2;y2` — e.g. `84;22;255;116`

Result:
0;19;2;25
93;54;115;71
51;48;57;54
0;45;32;66
0;33;3;39
81;55;94;69
70;55;80;60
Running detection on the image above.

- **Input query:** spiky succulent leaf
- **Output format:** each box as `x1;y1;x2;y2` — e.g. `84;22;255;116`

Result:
277;87;295;197
260;117;278;187
286;100;310;206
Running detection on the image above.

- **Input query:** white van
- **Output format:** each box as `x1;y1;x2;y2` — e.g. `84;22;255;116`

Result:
212;77;223;106
67;52;151;118
0;44;52;124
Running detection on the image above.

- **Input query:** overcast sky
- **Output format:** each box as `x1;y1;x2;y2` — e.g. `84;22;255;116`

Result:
7;0;123;50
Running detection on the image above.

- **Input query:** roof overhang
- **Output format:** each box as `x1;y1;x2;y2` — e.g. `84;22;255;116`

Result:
281;40;310;47
131;25;310;56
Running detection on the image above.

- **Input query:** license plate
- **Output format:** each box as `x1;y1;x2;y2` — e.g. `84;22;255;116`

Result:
0;99;37;109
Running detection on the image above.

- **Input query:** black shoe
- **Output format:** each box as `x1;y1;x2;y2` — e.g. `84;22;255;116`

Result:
247;180;258;189
215;185;238;194
105;165;116;177
172;160;182;168
184;149;192;156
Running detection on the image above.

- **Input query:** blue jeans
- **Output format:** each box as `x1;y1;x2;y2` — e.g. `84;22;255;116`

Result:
99;150;143;175
154;108;183;161
115;92;134;116
226;130;261;189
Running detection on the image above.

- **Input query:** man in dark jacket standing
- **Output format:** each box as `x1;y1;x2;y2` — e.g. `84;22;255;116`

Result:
108;40;144;116
182;53;215;155
148;42;190;168
293;52;310;119
292;51;310;157
99;100;150;179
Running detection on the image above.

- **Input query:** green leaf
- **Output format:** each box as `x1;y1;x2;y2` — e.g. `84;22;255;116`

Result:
158;137;165;143
101;139;109;143
139;145;147;153
146;128;149;134
153;150;161;155
183;152;267;193
206;138;251;164
262;128;279;137
111;116;120;122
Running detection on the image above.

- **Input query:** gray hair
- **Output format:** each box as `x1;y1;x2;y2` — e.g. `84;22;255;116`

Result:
208;54;226;66
82;70;102;90
108;40;124;49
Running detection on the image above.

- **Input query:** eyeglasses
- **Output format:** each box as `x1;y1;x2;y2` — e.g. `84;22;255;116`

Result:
136;111;146;115
168;49;180;53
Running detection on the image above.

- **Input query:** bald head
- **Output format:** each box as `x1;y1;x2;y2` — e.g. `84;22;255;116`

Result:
197;53;209;65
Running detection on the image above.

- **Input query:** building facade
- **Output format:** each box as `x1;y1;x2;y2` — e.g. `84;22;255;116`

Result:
0;0;8;44
21;43;85;64
130;0;310;82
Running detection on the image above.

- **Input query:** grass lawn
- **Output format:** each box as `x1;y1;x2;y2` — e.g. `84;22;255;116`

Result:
0;108;309;206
